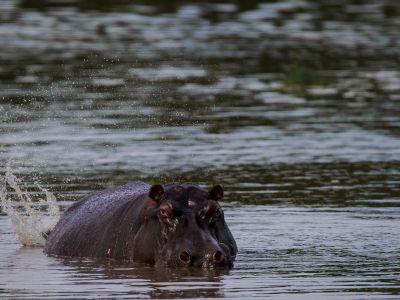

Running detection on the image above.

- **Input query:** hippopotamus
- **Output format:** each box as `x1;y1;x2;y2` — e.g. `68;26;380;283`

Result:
44;181;237;268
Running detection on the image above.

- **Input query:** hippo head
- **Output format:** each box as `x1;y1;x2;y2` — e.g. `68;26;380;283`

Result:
144;185;234;268
180;184;238;260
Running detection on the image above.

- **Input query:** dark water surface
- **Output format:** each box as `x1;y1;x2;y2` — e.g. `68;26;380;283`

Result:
1;0;400;298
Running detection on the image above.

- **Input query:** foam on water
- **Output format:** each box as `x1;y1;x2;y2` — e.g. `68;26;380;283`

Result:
0;165;60;247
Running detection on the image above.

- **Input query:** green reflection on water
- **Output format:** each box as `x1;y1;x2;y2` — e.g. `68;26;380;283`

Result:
2;161;399;211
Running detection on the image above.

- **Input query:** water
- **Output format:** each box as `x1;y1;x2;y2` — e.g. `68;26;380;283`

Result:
1;0;400;298
1;201;400;299
1;165;60;246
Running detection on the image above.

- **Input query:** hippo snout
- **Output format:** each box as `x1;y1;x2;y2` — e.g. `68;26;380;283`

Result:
177;244;231;268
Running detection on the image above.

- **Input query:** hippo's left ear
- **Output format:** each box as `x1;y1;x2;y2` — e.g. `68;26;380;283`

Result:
149;184;164;202
209;185;224;201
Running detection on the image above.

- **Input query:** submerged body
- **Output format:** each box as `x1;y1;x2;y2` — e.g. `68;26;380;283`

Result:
44;181;237;268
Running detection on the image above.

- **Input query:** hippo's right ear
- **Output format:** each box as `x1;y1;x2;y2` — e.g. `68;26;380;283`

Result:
149;184;164;202
209;185;224;201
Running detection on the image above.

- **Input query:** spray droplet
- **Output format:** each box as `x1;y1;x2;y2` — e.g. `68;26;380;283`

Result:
1;164;61;247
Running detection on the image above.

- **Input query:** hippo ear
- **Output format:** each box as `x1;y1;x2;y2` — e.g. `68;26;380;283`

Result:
209;185;224;201
149;184;164;202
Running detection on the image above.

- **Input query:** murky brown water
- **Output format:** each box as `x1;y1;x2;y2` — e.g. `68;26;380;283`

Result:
1;0;400;298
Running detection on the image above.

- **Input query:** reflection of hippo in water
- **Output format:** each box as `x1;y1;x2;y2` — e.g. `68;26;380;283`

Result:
44;181;237;268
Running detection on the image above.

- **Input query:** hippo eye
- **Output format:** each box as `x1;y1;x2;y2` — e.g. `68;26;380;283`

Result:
160;207;169;218
198;207;208;221
199;206;221;225
210;208;222;224
159;201;175;227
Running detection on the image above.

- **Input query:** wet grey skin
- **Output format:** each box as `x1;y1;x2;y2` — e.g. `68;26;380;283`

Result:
173;183;238;260
44;181;236;268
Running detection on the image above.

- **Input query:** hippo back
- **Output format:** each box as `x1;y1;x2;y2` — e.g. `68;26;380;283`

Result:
45;181;151;258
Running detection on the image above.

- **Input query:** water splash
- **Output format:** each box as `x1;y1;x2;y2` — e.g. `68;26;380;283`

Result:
0;165;60;247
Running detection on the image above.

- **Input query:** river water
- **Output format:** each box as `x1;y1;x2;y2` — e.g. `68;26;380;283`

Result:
1;0;400;299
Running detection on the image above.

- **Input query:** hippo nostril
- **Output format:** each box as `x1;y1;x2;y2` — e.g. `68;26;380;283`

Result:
213;251;224;263
179;251;191;264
